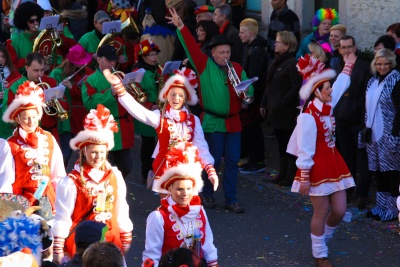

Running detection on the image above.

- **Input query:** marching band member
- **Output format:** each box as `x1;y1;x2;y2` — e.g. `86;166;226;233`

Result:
6;2;44;73
0;46;22;139
103;67;219;196
52;104;133;265
82;45;134;178
166;7;253;213
2;78;66;219
50;44;93;167
3;52;69;143
142;143;218;267
78;10;128;69
132;39;162;184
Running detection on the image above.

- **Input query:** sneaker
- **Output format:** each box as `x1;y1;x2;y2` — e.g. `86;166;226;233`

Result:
200;196;216;209
225;202;244;213
239;162;265;174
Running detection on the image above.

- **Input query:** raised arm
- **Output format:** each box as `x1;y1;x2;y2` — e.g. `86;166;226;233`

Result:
103;69;160;128
331;53;357;108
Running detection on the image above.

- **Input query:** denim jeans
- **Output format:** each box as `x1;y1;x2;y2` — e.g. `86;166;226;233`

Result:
201;131;241;205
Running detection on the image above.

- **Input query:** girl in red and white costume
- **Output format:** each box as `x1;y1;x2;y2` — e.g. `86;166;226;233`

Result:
2;81;65;215
52;104;133;265
142;142;218;267
287;54;356;267
103;68;218;195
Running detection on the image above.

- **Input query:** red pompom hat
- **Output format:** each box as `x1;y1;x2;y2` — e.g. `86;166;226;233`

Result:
70;104;118;151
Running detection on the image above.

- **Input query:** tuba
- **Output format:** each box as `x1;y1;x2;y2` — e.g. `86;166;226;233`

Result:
97;16;139;56
225;59;254;105
33;25;62;70
111;67;148;103
38;78;69;121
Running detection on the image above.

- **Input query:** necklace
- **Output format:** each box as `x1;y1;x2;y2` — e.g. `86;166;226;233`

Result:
177;216;193;239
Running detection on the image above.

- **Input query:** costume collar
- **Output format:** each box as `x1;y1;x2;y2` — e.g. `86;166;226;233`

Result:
17;127;40;148
74;162;112;184
310;98;332;116
161;195;201;221
165;104;189;123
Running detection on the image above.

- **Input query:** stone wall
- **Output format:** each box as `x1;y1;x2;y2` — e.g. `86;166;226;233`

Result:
340;0;399;50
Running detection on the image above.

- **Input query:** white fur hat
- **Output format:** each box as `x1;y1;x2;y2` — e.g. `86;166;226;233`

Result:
70;104;118;151
153;142;204;194
158;68;198;106
297;54;336;101
2;81;45;123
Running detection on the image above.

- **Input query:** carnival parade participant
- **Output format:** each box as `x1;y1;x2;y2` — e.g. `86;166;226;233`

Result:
2;79;66;219
363;49;400;222
166;7;253;213
82;45;134;178
78;10;127;68
3;52;69;142
131;39;162;184
50;44;93;167
5;1;44;73
0;45;22;139
52;104;133;265
142;142;218;267
287;54;356;267
103;67;218;195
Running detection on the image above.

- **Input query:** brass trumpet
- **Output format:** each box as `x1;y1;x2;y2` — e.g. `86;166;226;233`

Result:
225;59;254;105
111;67;148;103
38;77;69;121
63;63;87;83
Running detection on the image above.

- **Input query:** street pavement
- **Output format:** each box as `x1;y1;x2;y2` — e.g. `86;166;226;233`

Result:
95;133;400;267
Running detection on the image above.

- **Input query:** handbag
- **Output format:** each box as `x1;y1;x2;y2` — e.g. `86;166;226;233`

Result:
361;127;372;143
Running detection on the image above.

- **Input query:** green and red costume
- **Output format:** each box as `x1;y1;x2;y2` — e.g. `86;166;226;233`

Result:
176;26;253;133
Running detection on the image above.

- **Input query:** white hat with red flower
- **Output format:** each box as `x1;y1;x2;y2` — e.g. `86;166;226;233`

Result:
297;54;336;101
70;104;118;151
2;81;45;123
154;142;204;194
158;68;199;106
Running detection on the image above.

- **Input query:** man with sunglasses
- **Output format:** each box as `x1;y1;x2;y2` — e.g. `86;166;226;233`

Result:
5;2;44;73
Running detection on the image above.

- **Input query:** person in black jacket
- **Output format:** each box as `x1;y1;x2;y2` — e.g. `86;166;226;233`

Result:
332;35;372;208
260;31;302;186
238;18;268;174
212;4;242;63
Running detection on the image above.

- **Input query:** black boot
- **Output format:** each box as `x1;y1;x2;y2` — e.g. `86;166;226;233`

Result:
278;156;297;187
273;157;288;184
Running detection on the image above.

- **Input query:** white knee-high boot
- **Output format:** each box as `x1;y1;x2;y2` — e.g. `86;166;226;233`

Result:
311;234;328;258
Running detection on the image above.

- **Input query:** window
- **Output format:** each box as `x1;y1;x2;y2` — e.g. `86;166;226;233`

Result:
246;0;261;13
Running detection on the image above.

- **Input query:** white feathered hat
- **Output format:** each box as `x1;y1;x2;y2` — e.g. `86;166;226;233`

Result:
2;81;45;123
158;68;199;106
153;142;204;194
297;54;336;101
70;104;118;151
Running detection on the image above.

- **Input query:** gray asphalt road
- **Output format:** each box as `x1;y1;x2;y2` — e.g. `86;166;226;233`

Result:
115;134;400;267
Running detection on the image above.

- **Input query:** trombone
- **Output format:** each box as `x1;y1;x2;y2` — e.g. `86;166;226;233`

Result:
225;59;254;105
63;63;87;83
111;67;148;103
38;77;69;121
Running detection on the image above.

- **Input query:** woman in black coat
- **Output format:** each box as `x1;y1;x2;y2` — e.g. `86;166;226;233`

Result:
260;31;303;186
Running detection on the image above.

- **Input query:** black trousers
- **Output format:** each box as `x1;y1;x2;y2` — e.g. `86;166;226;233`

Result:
336;123;371;197
141;135;156;180
241;121;265;162
108;149;133;178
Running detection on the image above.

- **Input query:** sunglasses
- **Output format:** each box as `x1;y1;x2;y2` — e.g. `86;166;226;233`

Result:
28;18;40;24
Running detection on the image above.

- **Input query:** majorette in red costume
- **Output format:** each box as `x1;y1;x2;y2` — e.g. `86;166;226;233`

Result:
2;81;66;215
104;67;219;194
142;142;218;267
52;104;133;264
